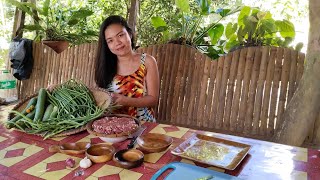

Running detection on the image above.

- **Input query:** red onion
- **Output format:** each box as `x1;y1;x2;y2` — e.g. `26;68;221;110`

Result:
66;157;75;168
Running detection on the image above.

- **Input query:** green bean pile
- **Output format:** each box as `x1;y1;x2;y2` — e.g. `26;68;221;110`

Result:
11;79;104;139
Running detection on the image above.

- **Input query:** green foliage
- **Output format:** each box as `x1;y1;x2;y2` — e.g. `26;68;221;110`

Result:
0;1;15;69
2;0;305;60
224;6;298;51
150;0;240;59
6;0;97;45
137;0;174;46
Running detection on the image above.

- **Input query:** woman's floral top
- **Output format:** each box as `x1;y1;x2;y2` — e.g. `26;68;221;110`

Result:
108;53;156;122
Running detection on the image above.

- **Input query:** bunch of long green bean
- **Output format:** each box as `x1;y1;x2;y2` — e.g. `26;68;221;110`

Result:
12;79;104;139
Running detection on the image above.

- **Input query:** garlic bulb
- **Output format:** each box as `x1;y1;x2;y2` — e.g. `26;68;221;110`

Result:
80;157;92;168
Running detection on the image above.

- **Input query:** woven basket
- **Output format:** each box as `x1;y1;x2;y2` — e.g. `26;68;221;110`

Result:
7;87;112;138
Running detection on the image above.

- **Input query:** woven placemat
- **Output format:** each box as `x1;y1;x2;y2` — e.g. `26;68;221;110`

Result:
7;87;112;138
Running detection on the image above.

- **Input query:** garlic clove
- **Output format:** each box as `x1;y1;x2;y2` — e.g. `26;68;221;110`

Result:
80;157;92;168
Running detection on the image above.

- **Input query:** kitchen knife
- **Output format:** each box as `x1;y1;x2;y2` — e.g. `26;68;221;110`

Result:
127;126;146;149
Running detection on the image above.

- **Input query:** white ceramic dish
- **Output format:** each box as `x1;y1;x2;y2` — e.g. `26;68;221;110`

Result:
99;136;128;143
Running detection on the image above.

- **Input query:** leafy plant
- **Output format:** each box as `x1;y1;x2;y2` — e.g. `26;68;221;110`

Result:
224;6;300;51
6;0;97;45
150;0;240;59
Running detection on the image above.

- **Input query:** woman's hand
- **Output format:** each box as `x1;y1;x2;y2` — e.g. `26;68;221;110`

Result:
111;93;128;106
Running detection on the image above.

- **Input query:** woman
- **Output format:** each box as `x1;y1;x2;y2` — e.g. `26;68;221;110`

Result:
95;15;159;122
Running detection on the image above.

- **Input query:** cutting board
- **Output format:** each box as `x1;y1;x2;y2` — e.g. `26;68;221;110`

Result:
151;162;242;180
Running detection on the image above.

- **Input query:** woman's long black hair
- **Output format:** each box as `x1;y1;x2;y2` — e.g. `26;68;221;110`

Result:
95;15;135;88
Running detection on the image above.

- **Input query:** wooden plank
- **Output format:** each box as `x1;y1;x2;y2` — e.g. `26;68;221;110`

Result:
237;47;255;133
210;56;224;128
35;43;44;91
244;47;262;134
260;47;277;137
230;48;247;132
171;45;185;125
45;49;54;87
223;50;240;130
176;46;191;126
67;44;75;82
52;46;59;85
203;58;218;128
158;44;172;122
156;45;166;122
73;44;80;83
268;47;284;135
56;48;64;84
82;44;90;84
276;48;291;128
85;44;91;85
252;47;269;136
88;43;96;86
149;45;160;118
216;52;232;129
61;48;68;83
196;57;211;127
166;44;181;124
184;48;197;126
153;45;165;121
288;50;298;101
192;51;206;127
78;44;85;82
41;47;49;88
62;47;70;82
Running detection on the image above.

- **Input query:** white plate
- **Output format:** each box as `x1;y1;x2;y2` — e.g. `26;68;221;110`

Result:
99;136;128;143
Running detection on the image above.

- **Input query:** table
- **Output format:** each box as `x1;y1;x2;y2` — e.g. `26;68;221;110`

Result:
0;105;320;180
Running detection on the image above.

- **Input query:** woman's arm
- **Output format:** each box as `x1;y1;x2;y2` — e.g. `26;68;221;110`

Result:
112;54;159;107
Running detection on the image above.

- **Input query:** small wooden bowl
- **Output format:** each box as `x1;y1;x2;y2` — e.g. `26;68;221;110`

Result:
113;149;144;169
86;143;115;163
137;133;173;153
49;142;91;155
86;114;140;143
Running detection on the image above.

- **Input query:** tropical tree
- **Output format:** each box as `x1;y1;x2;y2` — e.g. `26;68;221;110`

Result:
273;0;320;146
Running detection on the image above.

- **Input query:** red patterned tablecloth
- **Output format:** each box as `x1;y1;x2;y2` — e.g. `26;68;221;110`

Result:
1;105;320;180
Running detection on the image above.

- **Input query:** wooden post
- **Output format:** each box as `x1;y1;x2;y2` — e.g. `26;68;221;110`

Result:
11;0;27;39
128;0;139;38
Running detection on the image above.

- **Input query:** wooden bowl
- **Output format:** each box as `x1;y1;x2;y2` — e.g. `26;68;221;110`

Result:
49;142;91;155
86;114;140;143
137;133;173;153
113;149;144;169
86;143;115;163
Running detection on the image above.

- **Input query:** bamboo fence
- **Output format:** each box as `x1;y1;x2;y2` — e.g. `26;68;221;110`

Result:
17;42;306;140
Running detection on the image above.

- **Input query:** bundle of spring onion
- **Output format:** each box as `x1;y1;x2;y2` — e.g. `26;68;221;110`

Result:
8;79;105;139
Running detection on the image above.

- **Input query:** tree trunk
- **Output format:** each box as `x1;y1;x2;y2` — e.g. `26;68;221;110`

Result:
128;0;139;36
273;0;320;146
312;112;320;144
